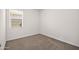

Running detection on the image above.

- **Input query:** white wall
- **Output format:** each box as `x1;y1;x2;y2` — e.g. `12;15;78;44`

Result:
6;9;79;47
7;9;40;41
40;9;79;47
0;10;6;49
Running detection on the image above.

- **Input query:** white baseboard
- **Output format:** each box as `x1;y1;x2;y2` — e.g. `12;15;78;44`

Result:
6;33;79;47
7;33;39;41
41;33;79;47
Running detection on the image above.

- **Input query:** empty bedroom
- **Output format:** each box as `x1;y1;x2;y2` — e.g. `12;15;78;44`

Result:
0;9;79;50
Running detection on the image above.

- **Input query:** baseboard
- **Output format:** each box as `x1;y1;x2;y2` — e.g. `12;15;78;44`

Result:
7;33;40;41
6;33;79;47
41;33;79;47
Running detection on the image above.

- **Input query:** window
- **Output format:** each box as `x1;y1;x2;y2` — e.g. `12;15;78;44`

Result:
9;10;23;28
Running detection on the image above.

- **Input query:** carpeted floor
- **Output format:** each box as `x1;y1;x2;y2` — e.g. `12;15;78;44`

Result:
5;34;79;50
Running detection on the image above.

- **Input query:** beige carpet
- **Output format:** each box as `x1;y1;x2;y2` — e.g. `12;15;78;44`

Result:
5;34;79;50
